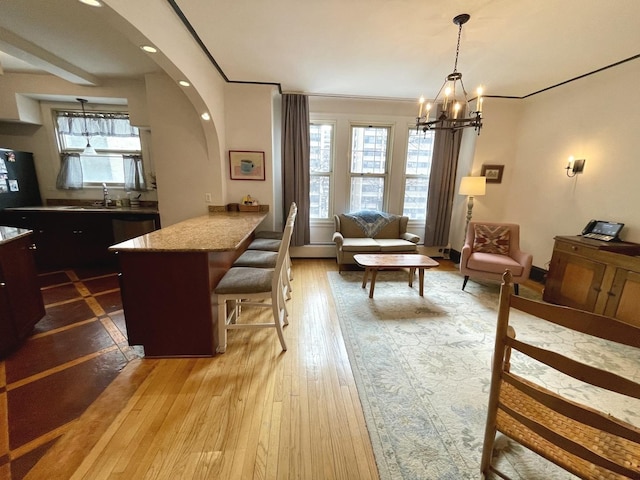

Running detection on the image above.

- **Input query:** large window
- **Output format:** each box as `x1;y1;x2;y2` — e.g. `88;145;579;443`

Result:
309;123;334;219
403;128;434;220
349;125;390;211
55;109;143;187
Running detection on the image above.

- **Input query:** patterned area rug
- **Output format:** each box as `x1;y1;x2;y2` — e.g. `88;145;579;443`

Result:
328;269;640;480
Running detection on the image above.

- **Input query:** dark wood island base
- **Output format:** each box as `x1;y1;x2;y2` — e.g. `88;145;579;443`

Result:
110;212;267;357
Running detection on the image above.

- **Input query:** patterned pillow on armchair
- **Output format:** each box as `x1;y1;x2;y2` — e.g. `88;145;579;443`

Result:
473;224;510;255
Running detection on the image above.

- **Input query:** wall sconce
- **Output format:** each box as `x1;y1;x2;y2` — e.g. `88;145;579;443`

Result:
565;156;586;177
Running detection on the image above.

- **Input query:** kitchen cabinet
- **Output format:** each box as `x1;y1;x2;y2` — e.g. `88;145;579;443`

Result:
0;228;45;357
543;236;640;327
0;208;160;270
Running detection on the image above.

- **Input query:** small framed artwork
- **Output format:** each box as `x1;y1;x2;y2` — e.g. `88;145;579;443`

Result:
481;164;504;184
229;150;265;181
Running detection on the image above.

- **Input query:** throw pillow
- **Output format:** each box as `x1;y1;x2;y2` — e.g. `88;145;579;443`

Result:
473;225;510;255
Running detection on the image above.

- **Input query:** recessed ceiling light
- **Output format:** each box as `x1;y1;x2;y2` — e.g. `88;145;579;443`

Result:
201;112;211;121
78;0;102;6
179;80;191;87
140;45;157;53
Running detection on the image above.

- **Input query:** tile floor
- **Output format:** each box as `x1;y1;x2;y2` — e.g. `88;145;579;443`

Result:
0;266;141;480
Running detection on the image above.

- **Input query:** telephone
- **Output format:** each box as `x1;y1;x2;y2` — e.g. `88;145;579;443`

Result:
581;220;624;242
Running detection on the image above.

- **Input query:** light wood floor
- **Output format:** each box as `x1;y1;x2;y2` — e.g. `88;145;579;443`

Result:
25;257;523;480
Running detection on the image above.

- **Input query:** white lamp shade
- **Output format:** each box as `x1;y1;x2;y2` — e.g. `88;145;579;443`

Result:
458;176;486;196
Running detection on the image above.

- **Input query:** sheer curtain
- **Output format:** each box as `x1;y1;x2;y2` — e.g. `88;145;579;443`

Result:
423;106;464;246
281;94;310;246
56;112;139;137
123;154;147;191
56;153;83;190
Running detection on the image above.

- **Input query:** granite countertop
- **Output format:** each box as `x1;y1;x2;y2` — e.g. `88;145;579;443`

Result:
5;206;159;214
109;211;268;252
0;226;33;244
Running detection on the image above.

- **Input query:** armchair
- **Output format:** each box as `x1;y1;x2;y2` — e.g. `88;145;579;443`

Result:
460;222;532;294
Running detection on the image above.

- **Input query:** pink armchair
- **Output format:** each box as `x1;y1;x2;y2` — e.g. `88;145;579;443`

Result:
460;222;532;294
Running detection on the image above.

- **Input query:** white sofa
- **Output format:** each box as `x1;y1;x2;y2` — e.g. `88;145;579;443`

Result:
332;211;420;272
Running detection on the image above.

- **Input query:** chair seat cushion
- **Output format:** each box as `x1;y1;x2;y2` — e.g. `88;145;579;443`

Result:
233;250;278;268
248;238;281;252
341;238;381;252
255;230;284;240
467;252;524;276
214;267;273;294
375;239;418;252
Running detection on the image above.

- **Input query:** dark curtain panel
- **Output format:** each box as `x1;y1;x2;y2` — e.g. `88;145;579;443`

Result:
423;127;463;246
281;94;310;246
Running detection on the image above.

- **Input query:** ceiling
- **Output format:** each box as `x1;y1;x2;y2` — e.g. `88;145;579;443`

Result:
1;0;640;102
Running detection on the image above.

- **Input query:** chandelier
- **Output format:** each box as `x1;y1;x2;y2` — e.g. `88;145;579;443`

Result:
416;13;483;135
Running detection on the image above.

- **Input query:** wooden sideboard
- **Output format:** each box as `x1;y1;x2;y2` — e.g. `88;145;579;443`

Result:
543;235;640;327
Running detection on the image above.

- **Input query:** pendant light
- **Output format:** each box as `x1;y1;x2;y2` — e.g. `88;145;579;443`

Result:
77;98;97;155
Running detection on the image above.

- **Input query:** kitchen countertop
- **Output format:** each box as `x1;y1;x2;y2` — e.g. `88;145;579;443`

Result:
0;226;33;244
108;211;268;253
5;205;159;214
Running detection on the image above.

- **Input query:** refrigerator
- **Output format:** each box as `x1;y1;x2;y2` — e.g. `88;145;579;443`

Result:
0;148;42;208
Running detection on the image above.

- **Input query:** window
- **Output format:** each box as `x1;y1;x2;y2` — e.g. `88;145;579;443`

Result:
403;128;434;220
309;123;334;219
349;125;390;211
55;109;144;188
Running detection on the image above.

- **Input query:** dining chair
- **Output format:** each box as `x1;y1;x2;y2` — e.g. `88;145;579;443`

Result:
480;270;640;479
214;214;295;353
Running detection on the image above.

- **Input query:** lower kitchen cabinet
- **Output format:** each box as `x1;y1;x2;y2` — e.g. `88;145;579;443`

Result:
0;208;160;270
0;229;45;357
543;235;640;327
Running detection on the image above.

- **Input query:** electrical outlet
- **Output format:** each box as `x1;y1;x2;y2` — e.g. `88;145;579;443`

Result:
205;193;212;203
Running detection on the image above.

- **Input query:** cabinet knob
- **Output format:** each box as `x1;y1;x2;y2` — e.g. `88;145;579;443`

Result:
0;282;5;287
28;244;37;250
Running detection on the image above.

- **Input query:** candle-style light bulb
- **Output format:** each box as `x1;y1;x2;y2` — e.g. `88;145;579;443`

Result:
425;103;432;121
444;86;452;110
567;156;574;169
476;86;484;113
418;96;425;118
453;102;461;119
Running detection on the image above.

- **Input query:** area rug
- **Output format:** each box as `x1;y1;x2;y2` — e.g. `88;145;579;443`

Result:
328;269;640;480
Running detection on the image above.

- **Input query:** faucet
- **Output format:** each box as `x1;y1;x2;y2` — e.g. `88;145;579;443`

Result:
102;183;111;207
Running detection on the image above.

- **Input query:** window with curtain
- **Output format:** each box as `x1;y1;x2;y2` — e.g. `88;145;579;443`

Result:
403;127;435;220
309;122;335;219
55;109;146;190
349;125;391;211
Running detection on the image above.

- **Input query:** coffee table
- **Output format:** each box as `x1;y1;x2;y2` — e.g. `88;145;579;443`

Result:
354;253;440;298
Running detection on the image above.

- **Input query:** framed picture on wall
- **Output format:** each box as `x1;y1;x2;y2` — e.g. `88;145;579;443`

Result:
481;164;504;184
229;150;266;181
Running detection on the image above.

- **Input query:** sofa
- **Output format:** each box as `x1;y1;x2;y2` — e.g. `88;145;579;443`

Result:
332;211;420;272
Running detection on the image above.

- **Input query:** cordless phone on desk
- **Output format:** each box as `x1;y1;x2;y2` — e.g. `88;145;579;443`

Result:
580;220;624;242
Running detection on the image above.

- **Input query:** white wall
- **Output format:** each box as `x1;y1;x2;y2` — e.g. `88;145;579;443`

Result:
145;73;217;226
471;59;640;269
224;83;279;229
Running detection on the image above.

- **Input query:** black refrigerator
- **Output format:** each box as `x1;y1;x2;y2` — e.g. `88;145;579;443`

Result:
0;148;42;208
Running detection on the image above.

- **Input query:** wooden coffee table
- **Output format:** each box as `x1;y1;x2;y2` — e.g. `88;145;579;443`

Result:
354;253;440;298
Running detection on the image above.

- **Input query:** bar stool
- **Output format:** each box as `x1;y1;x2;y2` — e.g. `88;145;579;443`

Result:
214;215;295;353
235;205;296;299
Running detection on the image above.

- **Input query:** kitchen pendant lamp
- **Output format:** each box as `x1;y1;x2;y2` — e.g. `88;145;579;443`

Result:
77;98;97;155
416;14;483;135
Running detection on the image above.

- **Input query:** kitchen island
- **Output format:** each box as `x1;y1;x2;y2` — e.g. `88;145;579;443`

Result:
109;211;267;357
